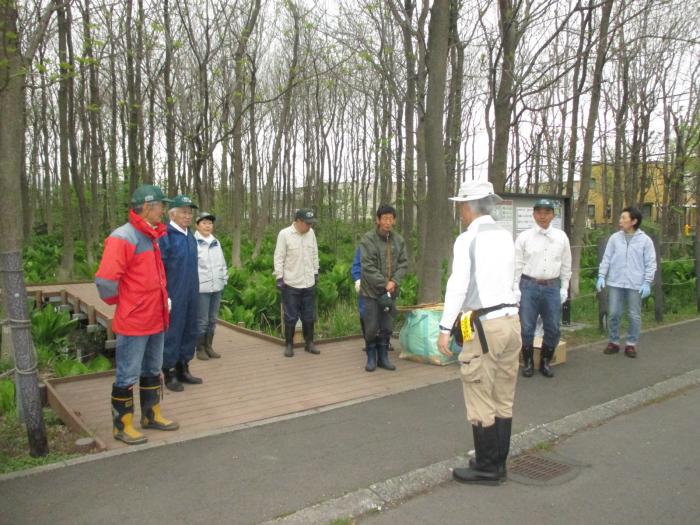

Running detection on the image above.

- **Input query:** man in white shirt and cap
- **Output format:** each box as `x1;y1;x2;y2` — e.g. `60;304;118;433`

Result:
274;208;321;358
437;180;521;485
514;198;572;378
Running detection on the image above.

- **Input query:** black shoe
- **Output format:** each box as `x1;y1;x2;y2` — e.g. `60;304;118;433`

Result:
163;368;184;392
305;341;320;354
604;342;620;354
453;467;501;485
176;361;203;384
284;324;295;357
365;344;377;372
377;342;396;371
521;346;534;378
455;423;501;485
540;344;555;378
302;322;320;354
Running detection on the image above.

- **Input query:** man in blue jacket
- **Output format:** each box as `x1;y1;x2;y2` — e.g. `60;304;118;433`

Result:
160;194;202;391
596;207;657;358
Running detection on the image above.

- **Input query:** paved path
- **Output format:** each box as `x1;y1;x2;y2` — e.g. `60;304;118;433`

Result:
1;318;699;525
361;385;700;525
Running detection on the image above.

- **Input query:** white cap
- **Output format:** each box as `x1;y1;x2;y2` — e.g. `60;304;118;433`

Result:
449;180;503;202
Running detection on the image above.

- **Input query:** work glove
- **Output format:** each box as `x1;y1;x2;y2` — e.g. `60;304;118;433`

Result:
560;288;568;304
276;278;285;291
354;279;361;293
639;282;651;299
513;289;521;303
596;276;606;293
167;298;172;313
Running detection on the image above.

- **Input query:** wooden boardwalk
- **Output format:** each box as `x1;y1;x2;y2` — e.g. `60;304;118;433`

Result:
28;283;459;450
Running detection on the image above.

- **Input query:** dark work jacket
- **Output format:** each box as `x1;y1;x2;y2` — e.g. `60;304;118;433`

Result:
359;227;408;300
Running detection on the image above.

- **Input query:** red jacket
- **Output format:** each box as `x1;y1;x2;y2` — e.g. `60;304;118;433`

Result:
95;210;170;336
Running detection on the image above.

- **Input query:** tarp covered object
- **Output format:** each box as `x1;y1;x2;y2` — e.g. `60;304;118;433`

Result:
399;309;460;366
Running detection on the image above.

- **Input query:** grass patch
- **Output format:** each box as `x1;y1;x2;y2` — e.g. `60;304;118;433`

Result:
326;519;356;525
0;408;87;475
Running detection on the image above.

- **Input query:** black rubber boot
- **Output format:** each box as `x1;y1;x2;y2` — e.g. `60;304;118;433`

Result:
302;322;320;354
111;384;147;445
196;334;209;361
377;338;396;371
176;360;203;384
163;367;184;392
139;375;179;431
469;417;511;479
521;346;534;377
205;331;221;358
540;344;555;378
453;423;501;485
365;342;377;372
284;323;295;357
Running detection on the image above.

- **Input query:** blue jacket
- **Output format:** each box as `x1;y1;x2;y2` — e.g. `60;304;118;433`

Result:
599;229;657;290
351;247;362;281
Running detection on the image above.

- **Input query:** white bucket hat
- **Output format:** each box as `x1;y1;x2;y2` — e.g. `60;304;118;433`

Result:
449;180;503;202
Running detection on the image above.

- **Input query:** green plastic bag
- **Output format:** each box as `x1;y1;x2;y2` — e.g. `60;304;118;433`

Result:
399;309;460;366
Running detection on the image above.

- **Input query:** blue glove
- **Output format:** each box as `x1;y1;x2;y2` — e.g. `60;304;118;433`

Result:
276;278;285;290
596;276;605;292
640;282;651;299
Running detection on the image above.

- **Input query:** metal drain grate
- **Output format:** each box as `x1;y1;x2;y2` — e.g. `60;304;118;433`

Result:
509;454;573;482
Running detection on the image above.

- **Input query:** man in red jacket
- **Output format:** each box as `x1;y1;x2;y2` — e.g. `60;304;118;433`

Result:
95;185;180;445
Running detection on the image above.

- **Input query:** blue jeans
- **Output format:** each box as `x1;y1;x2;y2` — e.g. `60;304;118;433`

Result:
114;332;164;387
607;286;642;346
519;277;561;349
198;292;222;336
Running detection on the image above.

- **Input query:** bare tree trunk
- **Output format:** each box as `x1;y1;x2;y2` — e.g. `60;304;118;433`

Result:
418;0;451;302
566;4;591;197
0;0;51;456
490;0;519;192
163;0;177;195
57;3;75;279
570;0;615;297
230;0;262;267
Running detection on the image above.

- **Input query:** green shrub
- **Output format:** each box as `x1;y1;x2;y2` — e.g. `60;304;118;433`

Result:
0;379;16;416
31;305;79;351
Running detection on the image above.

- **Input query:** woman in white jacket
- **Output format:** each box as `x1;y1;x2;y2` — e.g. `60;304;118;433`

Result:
194;212;229;360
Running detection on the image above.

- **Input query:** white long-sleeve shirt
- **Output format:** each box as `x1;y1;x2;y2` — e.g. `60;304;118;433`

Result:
273;224;319;289
514;225;572;291
440;215;518;330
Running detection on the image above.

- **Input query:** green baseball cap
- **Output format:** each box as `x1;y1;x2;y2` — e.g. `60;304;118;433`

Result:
533;198;556;210
131;184;172;205
170;194;198;209
294;208;317;224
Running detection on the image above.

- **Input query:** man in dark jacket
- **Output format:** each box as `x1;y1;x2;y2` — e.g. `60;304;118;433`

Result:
359;204;408;372
160;194;202;391
96;184;179;445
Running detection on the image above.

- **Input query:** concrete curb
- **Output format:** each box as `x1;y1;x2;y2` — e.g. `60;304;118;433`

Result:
260;368;700;525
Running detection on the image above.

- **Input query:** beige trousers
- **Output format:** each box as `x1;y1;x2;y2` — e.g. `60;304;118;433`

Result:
459;314;522;427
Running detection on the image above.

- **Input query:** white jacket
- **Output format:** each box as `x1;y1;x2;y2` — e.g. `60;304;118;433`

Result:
195;231;229;293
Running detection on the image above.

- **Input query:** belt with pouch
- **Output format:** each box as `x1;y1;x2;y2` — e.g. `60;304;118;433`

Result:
451;303;518;355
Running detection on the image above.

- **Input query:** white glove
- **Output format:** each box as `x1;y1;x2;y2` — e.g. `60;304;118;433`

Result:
513;289;521;303
354;279;361;293
560;288;568;304
167;298;172;313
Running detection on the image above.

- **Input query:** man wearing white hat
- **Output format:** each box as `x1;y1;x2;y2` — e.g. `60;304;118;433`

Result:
437;180;521;485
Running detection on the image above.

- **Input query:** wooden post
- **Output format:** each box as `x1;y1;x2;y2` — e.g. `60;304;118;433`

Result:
652;234;663;322
597;234;609;333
